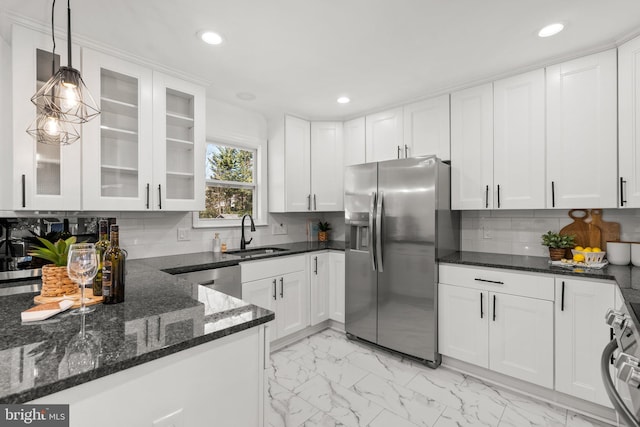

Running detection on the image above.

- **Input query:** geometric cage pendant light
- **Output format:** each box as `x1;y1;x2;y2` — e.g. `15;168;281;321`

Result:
27;0;99;145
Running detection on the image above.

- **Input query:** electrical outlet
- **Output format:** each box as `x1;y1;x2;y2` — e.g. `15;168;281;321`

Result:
152;409;184;427
177;227;190;241
272;223;288;235
483;227;492;239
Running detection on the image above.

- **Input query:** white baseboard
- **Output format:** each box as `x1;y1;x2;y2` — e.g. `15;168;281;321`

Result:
270;320;345;352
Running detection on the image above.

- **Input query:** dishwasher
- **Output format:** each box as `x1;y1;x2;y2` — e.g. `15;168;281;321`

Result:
172;265;241;299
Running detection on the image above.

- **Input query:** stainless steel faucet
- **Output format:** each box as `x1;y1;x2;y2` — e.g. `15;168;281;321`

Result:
240;214;256;250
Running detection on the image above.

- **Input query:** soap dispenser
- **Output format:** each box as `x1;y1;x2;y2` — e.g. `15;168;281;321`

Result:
213;233;221;253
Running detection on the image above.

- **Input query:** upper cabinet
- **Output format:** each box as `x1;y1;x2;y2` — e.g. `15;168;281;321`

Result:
81;48;154;210
152;72;206;211
365;107;404;162
546;49;617;209
403;95;450;161
451;83;493;210
493;69;546;209
343;117;365;166
12;25;82;211
619;35;640;208
269;116;343;212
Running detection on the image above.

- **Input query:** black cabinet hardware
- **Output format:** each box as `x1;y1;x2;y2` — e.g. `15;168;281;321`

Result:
497;184;501;208
621;177;627;207
158;184;162;209
314;194;317;210
561;281;565;311
551;181;556;207
485;185;489;208
146;183;150;209
157;317;161;342
21;175;25;208
307;194;311;210
480;292;484;319
272;279;277;300
314;257;318;275
405;144;408;158
397;145;401;159
474;278;504;285
280;277;284;298
493;295;496;321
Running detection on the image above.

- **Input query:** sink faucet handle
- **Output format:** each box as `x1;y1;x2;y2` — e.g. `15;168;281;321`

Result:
246;237;253;246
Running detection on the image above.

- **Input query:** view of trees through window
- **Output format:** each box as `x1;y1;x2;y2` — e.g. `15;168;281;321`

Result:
199;144;255;219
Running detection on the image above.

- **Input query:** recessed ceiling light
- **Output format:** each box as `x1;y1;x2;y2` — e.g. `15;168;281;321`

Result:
236;92;256;101
538;23;565;38
199;31;223;45
337;97;350;104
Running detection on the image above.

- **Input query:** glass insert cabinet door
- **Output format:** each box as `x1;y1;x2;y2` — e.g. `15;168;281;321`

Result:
81;48;153;210
152;71;205;211
12;25;82;211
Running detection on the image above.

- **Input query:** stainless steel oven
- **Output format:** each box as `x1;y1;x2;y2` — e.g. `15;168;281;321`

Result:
603;304;640;427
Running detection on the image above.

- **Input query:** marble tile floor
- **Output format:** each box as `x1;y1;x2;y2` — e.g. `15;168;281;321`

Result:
267;328;614;427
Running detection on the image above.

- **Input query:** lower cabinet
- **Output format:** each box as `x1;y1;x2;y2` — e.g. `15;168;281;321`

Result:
242;255;309;341
329;252;345;323
310;252;330;325
555;278;615;407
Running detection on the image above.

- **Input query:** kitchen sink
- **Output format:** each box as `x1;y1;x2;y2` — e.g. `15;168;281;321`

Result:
225;247;289;258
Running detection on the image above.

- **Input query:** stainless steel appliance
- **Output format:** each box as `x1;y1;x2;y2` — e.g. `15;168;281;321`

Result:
344;156;459;366
603;304;640;427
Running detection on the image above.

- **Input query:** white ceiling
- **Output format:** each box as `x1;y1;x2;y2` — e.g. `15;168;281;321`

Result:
3;0;640;121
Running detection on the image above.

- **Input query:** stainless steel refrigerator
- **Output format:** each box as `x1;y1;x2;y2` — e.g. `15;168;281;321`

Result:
344;156;459;367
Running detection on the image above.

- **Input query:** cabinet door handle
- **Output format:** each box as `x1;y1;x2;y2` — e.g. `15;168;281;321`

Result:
480;292;484;319
485;185;489;208
474;278;504;285
307;194;311;210
621;177;627;207
404;144;408;158
314;194;317;210
561;281;565;311
157;317;161;342
280;277;284;298
314;256;318;275
493;295;496;322
146;183;150;209
497;184;501;208
145;319;149;347
610;328;615;365
551;181;556;208
158;184;162;209
272;279;277;300
397;145;401;159
21;174;26;208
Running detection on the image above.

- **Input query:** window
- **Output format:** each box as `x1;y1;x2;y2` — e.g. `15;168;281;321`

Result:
193;141;266;227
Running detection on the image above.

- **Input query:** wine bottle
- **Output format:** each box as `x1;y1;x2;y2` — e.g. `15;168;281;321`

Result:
102;225;125;304
93;220;110;296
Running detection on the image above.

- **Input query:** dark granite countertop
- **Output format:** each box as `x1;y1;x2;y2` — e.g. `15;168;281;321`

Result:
143;240;345;275
439;251;640;340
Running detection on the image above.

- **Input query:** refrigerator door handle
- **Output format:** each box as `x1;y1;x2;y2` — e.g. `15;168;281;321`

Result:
369;192;377;271
376;191;384;272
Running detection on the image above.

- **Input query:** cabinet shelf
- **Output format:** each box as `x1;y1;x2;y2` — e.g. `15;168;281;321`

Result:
102;164;139;173
101;125;139;142
166;112;194;127
166;171;194;177
101;97;138;116
166;137;194;146
37;158;61;165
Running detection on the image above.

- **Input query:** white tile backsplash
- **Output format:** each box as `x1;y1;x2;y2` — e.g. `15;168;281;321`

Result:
461;209;640;256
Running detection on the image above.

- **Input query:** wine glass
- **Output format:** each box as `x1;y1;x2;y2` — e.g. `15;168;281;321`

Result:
67;243;98;315
65;313;100;376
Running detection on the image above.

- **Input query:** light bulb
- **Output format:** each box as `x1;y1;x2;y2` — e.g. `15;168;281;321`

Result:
60;84;79;111
44;116;60;136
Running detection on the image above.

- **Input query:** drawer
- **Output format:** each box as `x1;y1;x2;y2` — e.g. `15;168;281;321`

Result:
241;254;306;282
439;264;554;301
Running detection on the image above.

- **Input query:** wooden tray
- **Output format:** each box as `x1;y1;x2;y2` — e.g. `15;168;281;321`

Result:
34;288;103;309
590;209;620;250
559;209;600;257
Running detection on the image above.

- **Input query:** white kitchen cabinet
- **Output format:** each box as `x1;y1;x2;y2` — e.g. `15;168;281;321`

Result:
439;264;554;388
309;252;330;325
311;122;344;211
329;251;345;323
489;292;553;388
343;117;366;166
438;284;489;368
450;83;493;210
81;48;154;210
365;108;404;162
403;95;450;161
152;71;206;211
241;255;309;341
493;69;546;209
546;49;617;208
555;278;615;407
11;25;82;211
269;116;343;212
619;35;640;208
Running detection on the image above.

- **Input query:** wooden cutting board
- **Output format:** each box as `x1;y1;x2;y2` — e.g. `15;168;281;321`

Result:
559;209;600;256
590;209;621;250
34;288;103;309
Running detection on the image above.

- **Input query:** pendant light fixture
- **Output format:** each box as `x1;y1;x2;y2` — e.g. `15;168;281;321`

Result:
27;0;99;145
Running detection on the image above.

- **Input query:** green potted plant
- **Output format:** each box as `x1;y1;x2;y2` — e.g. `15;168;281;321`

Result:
541;231;575;261
318;221;331;242
28;236;78;296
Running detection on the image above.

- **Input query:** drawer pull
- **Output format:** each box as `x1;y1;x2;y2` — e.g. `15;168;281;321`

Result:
493;295;497;322
480;292;484;319
474;278;504;285
561;281;565;311
272;279;277;300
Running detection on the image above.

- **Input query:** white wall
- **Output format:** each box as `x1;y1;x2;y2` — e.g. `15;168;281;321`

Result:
0;32;12;209
461;209;640;257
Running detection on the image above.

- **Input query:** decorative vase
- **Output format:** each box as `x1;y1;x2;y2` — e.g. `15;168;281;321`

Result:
318;231;328;242
40;264;78;297
548;248;566;261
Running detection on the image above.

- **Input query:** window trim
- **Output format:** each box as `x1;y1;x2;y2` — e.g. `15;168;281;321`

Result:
193;134;267;228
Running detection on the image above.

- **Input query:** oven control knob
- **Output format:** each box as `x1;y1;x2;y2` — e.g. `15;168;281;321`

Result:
615;353;640;370
605;309;628;330
618;361;640;389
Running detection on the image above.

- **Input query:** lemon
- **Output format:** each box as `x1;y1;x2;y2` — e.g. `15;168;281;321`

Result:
574;246;584;251
573;253;585;262
592;247;601;253
582;247;592;252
